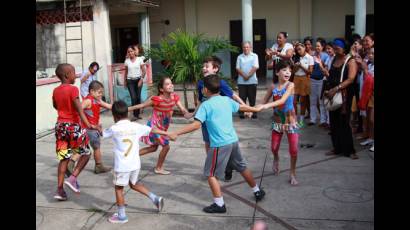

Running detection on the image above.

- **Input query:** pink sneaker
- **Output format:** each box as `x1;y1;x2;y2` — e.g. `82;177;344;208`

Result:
108;213;128;224
64;176;80;193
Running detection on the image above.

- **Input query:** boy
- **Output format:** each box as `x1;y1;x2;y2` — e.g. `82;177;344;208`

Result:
52;63;99;200
196;56;247;181
169;75;265;213
103;100;167;224
80;62;100;98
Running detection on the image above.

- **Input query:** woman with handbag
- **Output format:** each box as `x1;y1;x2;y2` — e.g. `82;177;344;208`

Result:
323;38;359;159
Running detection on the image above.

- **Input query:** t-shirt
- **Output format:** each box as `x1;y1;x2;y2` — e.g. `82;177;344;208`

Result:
294;53;314;76
197;79;233;102
103;120;151;172
236;52;259;85
194;95;239;147
151;93;180;113
80;71;97;98
311;52;330;80
124;56;145;80
271;43;294;62
53;84;80;123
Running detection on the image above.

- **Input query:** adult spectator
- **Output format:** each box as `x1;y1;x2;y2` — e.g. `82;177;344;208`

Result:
309;39;329;126
323;38;359;159
265;32;294;83
236;41;260;119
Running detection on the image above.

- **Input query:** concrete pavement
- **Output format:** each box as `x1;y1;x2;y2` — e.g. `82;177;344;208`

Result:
36;89;374;230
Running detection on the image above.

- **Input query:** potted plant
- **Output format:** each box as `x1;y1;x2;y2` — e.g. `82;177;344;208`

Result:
146;29;239;111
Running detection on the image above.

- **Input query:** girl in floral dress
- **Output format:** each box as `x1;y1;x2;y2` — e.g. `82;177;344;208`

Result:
129;77;192;175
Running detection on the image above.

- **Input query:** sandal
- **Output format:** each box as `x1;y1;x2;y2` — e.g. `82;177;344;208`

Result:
154;168;171;175
290;175;299;186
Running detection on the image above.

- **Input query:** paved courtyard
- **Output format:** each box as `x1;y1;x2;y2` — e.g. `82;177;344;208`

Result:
36;89;374;230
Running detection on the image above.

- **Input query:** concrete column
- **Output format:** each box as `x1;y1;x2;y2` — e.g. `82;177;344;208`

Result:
184;0;197;34
299;0;312;40
241;0;253;45
139;10;152;100
93;0;113;101
355;0;366;37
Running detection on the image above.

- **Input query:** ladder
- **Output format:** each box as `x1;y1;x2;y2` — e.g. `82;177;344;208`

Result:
64;0;84;71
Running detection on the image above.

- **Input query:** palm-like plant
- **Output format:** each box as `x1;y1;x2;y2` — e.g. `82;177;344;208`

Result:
146;29;239;109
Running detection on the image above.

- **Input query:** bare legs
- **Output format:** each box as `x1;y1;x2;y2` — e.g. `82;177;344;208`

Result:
140;145;171;173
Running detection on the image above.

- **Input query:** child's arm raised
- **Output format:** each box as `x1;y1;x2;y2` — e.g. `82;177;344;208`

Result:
175;100;193;119
128;97;153;111
99;100;113;110
239;104;263;113
259;83;294;110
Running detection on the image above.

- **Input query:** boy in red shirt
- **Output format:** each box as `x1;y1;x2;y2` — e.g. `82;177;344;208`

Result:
52;63;99;201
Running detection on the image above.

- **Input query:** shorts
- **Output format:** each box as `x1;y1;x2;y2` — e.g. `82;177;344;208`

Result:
225;142;248;173
293;75;310;96
201;123;210;143
55;122;90;161
87;129;101;149
113;169;140;186
204;142;247;179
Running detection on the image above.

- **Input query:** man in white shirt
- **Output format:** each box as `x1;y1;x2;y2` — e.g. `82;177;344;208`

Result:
236;41;260;119
103;100;167;224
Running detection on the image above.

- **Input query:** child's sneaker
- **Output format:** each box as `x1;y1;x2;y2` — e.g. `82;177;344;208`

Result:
254;188;266;201
108;213;128;224
203;203;226;213
360;139;374;146
154;197;164;212
53;189;67;201
369;145;374;152
64;176;80;193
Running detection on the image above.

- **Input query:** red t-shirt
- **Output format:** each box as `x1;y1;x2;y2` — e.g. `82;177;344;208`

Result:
151;93;180;113
53;84;80;123
83;94;100;126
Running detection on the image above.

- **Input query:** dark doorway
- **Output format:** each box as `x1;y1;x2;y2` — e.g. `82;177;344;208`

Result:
114;27;139;63
345;14;374;41
230;19;267;84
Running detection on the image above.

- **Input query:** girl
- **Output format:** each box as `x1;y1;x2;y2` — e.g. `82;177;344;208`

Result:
258;60;302;185
293;43;314;122
129;77;192;175
124;44;146;121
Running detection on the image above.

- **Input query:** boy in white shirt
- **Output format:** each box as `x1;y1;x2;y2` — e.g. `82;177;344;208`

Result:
103;100;168;224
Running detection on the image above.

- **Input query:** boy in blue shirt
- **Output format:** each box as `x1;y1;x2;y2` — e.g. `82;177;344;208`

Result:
169;74;265;213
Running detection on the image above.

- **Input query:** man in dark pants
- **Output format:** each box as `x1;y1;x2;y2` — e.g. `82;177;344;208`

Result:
236;41;259;119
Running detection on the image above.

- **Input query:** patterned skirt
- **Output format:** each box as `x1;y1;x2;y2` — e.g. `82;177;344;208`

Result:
140;110;171;146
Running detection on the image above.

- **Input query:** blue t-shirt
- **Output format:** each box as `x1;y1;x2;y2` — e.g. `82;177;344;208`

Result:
194;95;240;147
311;52;329;80
197;79;234;102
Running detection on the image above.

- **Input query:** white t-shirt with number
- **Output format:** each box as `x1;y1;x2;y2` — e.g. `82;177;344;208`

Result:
294;53;314;76
124;56;145;80
103;119;151;172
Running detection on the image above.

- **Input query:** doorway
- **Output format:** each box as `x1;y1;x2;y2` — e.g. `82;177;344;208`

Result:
229;19;267;84
345;14;374;41
114;27;139;63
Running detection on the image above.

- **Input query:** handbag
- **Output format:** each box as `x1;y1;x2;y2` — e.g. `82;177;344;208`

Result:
324;55;351;111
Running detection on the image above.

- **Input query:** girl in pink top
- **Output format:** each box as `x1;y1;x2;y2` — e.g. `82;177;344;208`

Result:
129;77;192;174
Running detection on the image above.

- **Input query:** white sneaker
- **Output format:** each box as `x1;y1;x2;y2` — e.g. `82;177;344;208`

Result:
369;145;374;152
360;139;374;146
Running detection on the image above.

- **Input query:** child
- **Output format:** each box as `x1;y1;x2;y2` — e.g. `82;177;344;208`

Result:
52;63;99;201
80;62;100;98
256;60;302;185
168;74;265;213
196;56;246;181
103;100;167;224
128;76;192;175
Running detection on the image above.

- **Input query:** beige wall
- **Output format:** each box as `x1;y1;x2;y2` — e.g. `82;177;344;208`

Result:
149;0;186;44
149;0;374;43
36;80;81;134
312;0;374;39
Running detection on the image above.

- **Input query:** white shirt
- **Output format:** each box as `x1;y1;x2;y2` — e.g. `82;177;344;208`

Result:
124;56;145;80
271;43;293;61
294;53;314;76
80;71;97;98
103;120;151;172
236;52;259;85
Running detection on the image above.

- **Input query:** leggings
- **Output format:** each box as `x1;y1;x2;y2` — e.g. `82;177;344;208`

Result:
271;131;299;157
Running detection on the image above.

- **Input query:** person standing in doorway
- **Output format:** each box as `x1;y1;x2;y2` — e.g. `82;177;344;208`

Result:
236;41;260;119
124;44;146;121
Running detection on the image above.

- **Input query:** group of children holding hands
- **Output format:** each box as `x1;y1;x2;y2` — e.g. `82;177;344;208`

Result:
51;55;300;224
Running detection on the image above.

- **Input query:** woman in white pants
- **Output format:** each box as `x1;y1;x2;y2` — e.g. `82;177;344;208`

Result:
308;39;330;126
